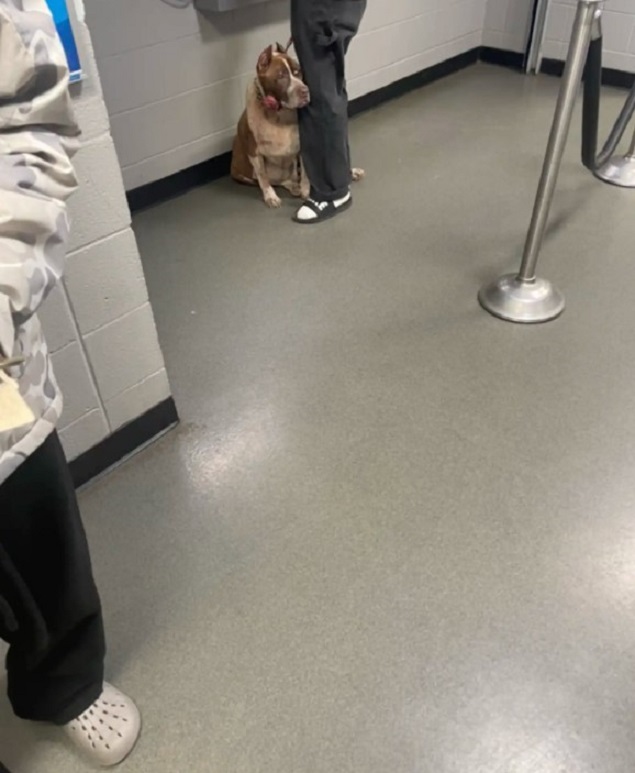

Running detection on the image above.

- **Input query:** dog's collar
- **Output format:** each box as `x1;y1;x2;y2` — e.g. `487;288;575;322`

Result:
255;78;282;111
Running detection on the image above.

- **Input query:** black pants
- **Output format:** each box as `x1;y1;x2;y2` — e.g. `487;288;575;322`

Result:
291;0;367;201
0;432;105;724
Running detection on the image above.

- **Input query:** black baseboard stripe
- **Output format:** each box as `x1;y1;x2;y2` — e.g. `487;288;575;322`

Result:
348;47;479;118
479;48;635;90
126;45;635;213
540;57;635;89
479;46;525;71
127;47;479;213
69;397;179;488
127;151;232;213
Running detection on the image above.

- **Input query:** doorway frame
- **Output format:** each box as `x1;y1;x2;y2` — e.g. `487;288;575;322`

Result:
525;0;550;74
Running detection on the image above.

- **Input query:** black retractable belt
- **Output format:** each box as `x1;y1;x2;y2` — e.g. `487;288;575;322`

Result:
581;23;635;172
581;33;602;170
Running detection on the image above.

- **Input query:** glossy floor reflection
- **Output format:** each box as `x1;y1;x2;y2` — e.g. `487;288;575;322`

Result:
2;64;635;772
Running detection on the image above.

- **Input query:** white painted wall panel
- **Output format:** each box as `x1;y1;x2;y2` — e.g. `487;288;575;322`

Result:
85;0;489;190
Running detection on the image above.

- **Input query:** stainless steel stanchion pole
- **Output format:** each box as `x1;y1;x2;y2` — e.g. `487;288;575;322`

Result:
478;0;603;324
595;122;635;187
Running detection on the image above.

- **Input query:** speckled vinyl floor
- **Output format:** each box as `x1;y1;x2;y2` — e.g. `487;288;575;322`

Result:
2;64;635;772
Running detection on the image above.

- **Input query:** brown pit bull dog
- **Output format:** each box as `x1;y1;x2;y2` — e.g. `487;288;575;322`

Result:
231;41;311;208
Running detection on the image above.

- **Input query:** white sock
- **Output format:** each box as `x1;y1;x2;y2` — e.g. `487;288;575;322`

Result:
295;191;352;222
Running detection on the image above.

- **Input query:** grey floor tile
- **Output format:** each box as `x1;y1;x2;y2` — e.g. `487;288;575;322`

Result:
2;64;635;773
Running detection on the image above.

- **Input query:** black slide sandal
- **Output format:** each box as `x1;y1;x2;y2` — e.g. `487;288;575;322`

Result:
293;195;353;224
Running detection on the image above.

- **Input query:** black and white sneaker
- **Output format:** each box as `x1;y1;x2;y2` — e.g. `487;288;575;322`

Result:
293;192;353;224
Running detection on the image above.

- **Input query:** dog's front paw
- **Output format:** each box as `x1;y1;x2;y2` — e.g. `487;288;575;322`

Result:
264;189;282;208
351;168;365;182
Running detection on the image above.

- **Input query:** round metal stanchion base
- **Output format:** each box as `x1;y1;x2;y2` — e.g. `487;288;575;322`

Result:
478;274;565;323
595;155;635;188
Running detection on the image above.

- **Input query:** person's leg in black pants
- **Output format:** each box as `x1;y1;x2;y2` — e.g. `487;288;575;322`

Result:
291;0;367;223
0;432;105;724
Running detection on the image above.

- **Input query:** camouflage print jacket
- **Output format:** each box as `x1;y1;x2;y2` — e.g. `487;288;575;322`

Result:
0;0;79;486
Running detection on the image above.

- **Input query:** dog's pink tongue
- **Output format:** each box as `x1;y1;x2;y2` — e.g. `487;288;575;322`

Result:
263;96;279;111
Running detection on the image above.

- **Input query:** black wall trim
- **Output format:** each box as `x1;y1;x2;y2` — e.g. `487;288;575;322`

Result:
127;47;480;213
480;48;635;90
126;45;635;214
540;57;635;89
479;46;525;71
69;397;178;488
348;47;479;118
127;152;232;213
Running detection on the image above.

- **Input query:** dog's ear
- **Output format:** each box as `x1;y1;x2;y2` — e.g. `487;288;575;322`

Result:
257;45;273;71
276;38;293;54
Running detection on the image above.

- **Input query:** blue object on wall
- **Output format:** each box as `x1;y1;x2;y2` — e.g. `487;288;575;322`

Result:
45;0;82;83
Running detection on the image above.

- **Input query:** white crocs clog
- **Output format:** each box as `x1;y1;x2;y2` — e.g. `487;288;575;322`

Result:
65;683;141;767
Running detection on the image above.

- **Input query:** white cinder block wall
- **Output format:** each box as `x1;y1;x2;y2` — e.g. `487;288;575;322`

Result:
482;0;635;72
542;0;635;73
84;0;489;191
482;0;534;53
39;0;171;460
